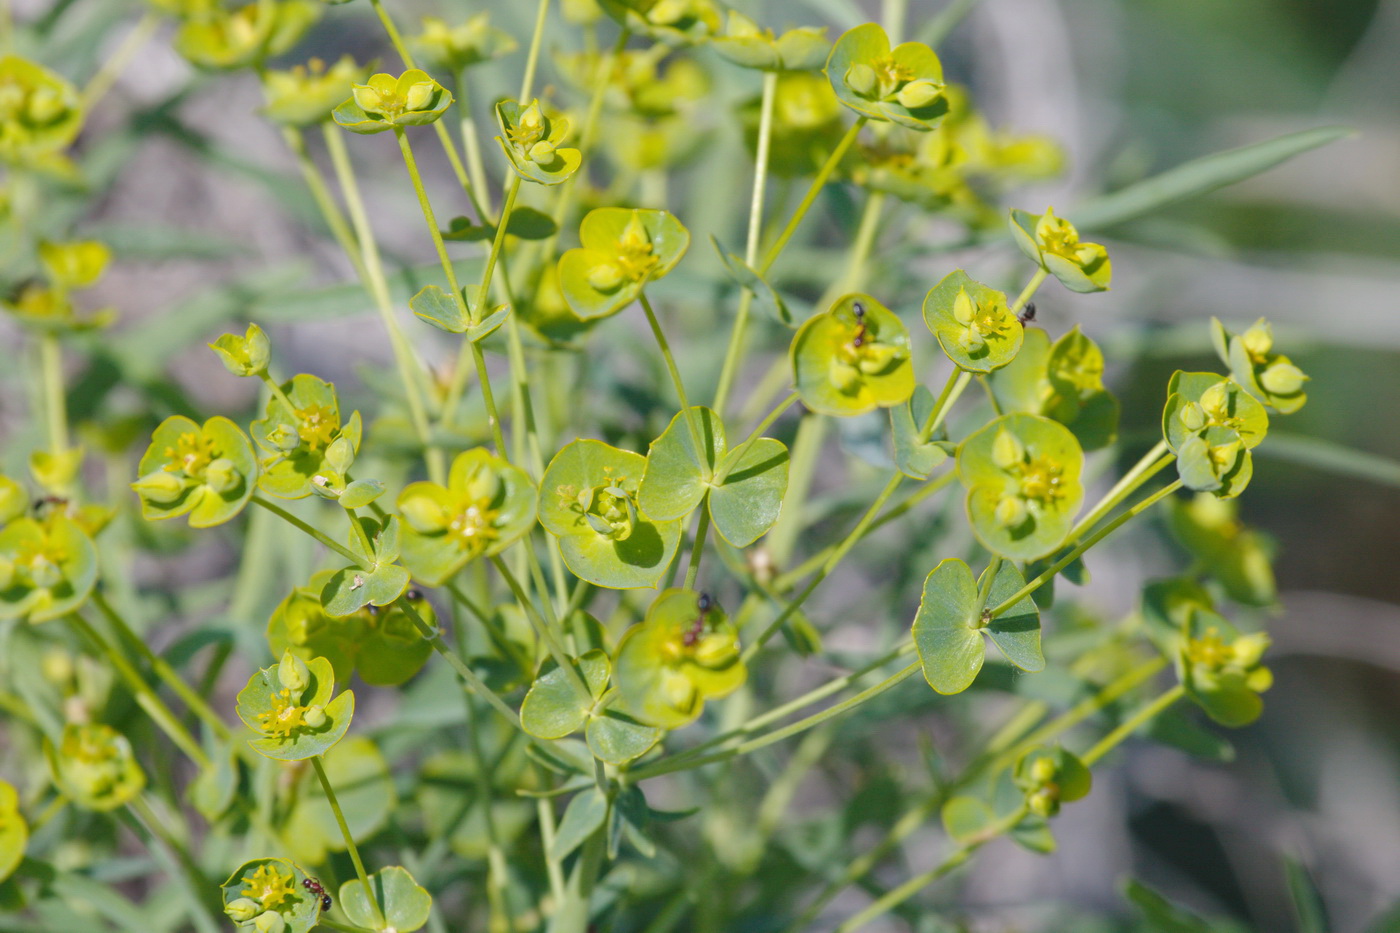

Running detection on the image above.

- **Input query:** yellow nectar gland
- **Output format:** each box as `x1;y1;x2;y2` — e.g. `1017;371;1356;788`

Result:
255;688;312;740
1035;210;1081;259
447;493;500;556
1185;627;1233;670
506;104;547;150
952;288;1011;352
615;216;659;282
293;405;337;451
163;431;218;478
871;54;914;98
241;864;298;912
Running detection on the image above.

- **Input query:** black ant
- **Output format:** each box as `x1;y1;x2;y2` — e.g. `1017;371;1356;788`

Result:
683;593;714;648
32;495;69;517
1017;302;1036;325
303;877;332;912
850;300;868;348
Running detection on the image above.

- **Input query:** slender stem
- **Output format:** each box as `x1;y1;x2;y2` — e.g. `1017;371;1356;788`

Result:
127;795;220;933
632;660;921;781
683;500;710;591
81;12;158;108
66;614;210;769
1080;684;1186;767
454;70;494;218
90;590;231;741
713;69;778;415
257;372;296;416
252;495;361;565
831;806;1028;933
1064;441;1172;545
517;0;551;102
1009;267;1048;314
39;332;67;456
544;29;629;235
989;480;1184;618
639;291;708;477
490;556;591;700
758;116;866;275
317;919;378;933
321;123;442;484
312;755;386;930
445;581;532;675
397;597;522;728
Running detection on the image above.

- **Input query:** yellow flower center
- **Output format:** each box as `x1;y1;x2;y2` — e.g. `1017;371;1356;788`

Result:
255;688;311;739
616;218;659;282
1016;454;1065;505
293;405;337;451
241;864;298;912
1185;627;1233;670
447;494;501;557
163;431;218;478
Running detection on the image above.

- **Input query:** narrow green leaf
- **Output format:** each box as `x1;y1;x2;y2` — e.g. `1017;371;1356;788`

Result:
551;788;608;862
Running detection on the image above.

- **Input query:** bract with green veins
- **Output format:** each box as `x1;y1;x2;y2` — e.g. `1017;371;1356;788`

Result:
791;293;914;416
923;270;1022;372
414;13;518;72
1009;207;1111;293
1014;746;1091;818
1162;371;1269;454
45;723;145;811
1211;317;1309;414
825;23;948;131
0;56;83;161
596;0;722;45
250;374;362;500
0;781;25;883
221;858;322;933
1175;424;1253;498
262;55;367;127
495;99;581;185
558;208;690;319
38;239;109;290
958;413;1085;561
538;440;681;589
267;574;433;686
987;326;1119;451
398;448;537;585
333;69;453;134
912;558;1044;695
236;652;354;760
1167;493;1276;607
174;1;320;71
712;11;829;72
132;415;258;526
613;589;746;729
1178;608;1272;727
340;866;433;933
0;514;98;622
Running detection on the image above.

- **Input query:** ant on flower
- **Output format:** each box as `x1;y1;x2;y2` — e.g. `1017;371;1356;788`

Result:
683;593;715;648
303;877;332;912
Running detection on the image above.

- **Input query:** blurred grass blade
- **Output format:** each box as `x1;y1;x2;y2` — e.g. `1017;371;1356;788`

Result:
1260;432;1400;490
1073;126;1353;231
1285;857;1327;933
919;0;986;46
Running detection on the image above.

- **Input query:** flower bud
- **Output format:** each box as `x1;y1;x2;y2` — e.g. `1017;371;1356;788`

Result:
952;288;976;326
587;262;625;291
266;424;301;452
844;63;877;96
278;651;311;694
527;140;556;163
1259;361;1306;396
1240;320;1273;358
351;84;384;114
995;495;1027;529
1027;785;1060;818
991;428;1025;470
895;79;941;109
132;470;188;504
252;911;287;933
404;81;436;112
301;704;327;728
1231;632;1271;668
1177;401;1206;432
209;323;270;377
224;898;260;923
204;458;240;494
1028;756;1057;785
399;493;449;533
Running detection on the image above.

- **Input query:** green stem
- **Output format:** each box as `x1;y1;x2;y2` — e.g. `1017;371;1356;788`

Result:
251;495;361;565
989;480;1184;618
1009;267;1048;314
712;69;778;415
81;11;158;108
397;597;523;729
66;614;210;769
39;332;67;456
312;755;386;930
639;291;709;477
321;123;442;484
713;392;798;486
90;590;230;741
758;116;866;275
683;499;710;591
454;69;493;219
517;0;551;102
127;795;220;933
1080;684;1186;767
1064;440;1172;545
257;372;296;416
490;556;591;701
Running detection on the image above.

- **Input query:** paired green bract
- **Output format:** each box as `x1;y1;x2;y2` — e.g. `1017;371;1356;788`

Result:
0;513;98;622
539;440;681;589
333;69;453;133
825;23;948;131
520;650;662;765
1010;207;1112;293
791;293;914;416
131;415;258;527
712;12;829;72
496;99;581;185
0;55;83;162
414;12;518;72
1162;371;1268;498
398;448;537;585
924;270;1023;373
236;652;355;761
262;56;367;127
221;857;323;933
558;208;689;319
249;374;362;500
988;326;1119;451
1211;317;1309;414
957;413;1085;561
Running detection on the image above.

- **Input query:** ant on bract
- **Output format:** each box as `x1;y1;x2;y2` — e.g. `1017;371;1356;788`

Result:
303;877;332;912
683;593;714;648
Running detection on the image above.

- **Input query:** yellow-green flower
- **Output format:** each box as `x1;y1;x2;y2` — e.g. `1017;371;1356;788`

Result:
263;56;368;127
174;1;321;71
333;70;453;134
1178;610;1272;727
0;56;83;162
47;723;145;811
1010;207;1112;293
413;13;518;72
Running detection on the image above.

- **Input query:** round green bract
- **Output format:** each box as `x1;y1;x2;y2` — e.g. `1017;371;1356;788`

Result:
1008;208;1111;293
538;440;681;589
520;649;610;740
251;374;360;500
495;99;582;185
987;327;1119;451
825;23;948;131
791;293;914;416
613;588;746;728
398;448;537;585
0;56;84;161
0;515;98;623
558;208;690;320
45;723;145;812
236;655;355;760
220;858;322;933
332;69;453;134
175;1;320;71
912;559;1044;695
133;415;258;527
0;781;25;883
340;865;433;933
923;270;1023;373
1162;372;1269;453
958;413;1085;561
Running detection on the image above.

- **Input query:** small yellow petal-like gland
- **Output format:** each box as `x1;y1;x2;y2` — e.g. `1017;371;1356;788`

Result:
162;431;218;479
506;102;547;152
1034;208;1081;260
1018;455;1065;503
1027;784;1061;818
1240;320;1274;360
133;470;188;504
447;495;501;557
12;536;64;589
253;912;287;933
1184;627;1232;669
895;78;942;109
225;898;260;923
1178;401;1207;433
587;262;625;291
991;428;1026;470
403;81;436;112
1259;360;1307;396
293;405;337;451
844;63;877;97
615;214;660;282
255;688;314;740
241;864;298;912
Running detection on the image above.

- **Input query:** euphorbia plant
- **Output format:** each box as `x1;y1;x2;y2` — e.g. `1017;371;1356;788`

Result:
0;2;1356;932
